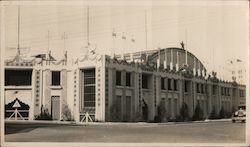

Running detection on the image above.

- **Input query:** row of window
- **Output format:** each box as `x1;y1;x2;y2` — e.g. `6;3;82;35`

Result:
116;71;131;87
161;78;178;91
5;70;61;86
196;83;207;94
221;87;230;96
239;90;245;97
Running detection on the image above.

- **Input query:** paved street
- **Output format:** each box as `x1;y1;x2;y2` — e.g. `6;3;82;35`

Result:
5;120;245;143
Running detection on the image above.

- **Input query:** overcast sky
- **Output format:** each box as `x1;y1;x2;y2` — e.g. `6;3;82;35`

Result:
3;0;249;81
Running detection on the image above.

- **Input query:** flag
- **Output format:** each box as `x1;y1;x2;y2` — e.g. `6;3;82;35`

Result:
112;32;116;37
33;54;46;59
180;41;185;50
237;59;242;62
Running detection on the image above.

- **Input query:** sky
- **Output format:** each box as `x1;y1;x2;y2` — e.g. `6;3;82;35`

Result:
2;0;249;81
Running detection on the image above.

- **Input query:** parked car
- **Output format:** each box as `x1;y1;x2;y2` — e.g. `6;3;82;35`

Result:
232;108;246;123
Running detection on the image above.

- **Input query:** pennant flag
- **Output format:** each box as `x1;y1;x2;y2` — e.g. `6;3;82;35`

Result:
112;32;116;37
237;59;242;62
33;54;46;59
180;41;185;50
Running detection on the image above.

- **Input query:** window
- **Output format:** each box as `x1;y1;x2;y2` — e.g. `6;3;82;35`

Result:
52;71;60;86
196;83;200;93
184;81;188;92
142;74;148;89
212;85;216;95
83;69;95;107
126;72;131;86
161;78;165;90
201;84;204;93
221;87;224;96
204;85;207;94
240;90;245;97
116;71;122;86
168;79;172;90
174;79;178;91
5;70;32;86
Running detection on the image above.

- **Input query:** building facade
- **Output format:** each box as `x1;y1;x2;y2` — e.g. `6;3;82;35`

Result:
4;47;246;122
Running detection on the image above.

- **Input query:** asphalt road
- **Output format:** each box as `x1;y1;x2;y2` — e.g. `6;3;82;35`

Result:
5;121;245;143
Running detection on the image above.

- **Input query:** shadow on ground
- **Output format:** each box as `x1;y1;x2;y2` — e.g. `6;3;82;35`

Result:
5;124;39;135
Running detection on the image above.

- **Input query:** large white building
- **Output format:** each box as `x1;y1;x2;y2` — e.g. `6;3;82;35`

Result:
4;46;246;122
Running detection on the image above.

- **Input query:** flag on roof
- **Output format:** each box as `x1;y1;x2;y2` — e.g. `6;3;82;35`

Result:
237;59;242;62
33;54;46;59
112;32;116;37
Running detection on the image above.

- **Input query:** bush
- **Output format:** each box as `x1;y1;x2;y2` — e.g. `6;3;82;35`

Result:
157;100;167;122
192;102;204;121
35;105;52;120
154;115;161;123
61;104;72;121
175;115;184;122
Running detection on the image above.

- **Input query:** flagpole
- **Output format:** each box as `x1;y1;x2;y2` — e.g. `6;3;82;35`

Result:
47;30;50;53
145;10;147;52
176;51;179;71
87;6;90;46
122;32;126;59
185;29;188;65
112;29;116;58
17;5;20;56
170;49;173;70
164;49;167;69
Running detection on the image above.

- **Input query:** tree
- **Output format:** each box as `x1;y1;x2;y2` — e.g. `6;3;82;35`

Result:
219;106;226;119
180;102;189;121
209;106;217;119
62;104;72;121
192;102;204;121
157;100;167;122
110;104;119;122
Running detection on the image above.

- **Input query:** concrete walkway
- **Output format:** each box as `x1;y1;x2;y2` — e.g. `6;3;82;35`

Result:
5;118;232;126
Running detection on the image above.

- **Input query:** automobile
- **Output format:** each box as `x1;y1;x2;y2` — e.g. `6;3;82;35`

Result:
232;108;246;123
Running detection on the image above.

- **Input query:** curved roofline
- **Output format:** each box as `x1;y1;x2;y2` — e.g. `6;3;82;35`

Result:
149;47;206;71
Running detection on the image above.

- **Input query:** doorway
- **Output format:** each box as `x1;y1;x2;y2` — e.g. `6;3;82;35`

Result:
51;96;60;120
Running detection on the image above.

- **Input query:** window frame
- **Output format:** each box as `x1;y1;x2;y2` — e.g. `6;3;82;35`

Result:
51;71;61;86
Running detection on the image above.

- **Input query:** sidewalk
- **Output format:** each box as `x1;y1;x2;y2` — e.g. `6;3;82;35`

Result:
5;118;232;126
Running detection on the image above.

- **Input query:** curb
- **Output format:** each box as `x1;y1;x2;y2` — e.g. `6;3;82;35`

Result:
5;119;232;126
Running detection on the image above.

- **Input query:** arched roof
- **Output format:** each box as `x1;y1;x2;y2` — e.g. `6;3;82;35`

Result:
148;47;207;72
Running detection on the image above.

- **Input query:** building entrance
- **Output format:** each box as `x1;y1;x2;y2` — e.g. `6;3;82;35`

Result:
115;96;132;122
51;96;60;120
